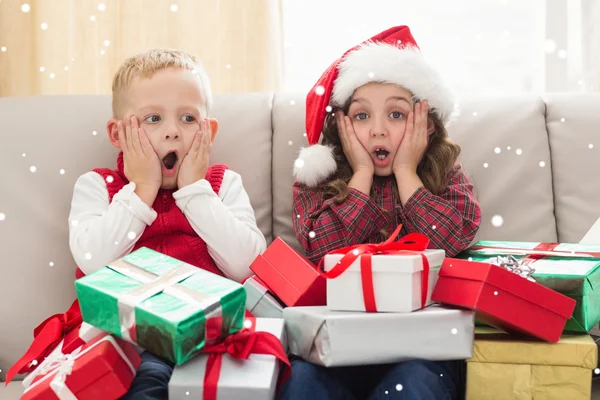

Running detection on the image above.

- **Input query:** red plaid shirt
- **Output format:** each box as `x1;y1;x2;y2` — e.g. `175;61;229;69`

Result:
292;165;482;265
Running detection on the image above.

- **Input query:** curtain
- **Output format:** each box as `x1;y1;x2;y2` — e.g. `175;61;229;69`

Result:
0;0;284;96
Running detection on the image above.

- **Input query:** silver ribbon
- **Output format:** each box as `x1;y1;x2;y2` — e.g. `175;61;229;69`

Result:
22;335;136;399
108;259;217;344
488;255;536;282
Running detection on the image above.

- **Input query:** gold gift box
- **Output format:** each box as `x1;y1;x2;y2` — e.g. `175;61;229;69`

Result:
466;327;598;400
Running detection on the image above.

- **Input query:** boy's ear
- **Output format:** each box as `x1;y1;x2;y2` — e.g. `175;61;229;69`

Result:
209;118;219;142
107;119;122;149
427;116;436;136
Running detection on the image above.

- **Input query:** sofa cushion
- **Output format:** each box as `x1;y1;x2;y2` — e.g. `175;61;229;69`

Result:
446;95;557;243
544;93;600;243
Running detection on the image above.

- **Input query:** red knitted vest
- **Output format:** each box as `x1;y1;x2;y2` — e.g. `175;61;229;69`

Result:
74;152;228;278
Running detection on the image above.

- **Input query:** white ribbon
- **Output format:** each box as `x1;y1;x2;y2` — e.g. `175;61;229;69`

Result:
22;335;136;399
108;259;218;344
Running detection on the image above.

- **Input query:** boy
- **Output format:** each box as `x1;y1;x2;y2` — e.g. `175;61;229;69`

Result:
68;49;267;398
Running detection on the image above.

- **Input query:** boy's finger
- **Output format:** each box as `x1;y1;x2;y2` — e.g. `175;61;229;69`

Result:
124;117;134;153
138;128;153;157
117;121;128;152
130;116;143;154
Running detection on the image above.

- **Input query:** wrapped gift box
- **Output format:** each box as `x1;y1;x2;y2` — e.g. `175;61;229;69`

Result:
431;258;576;342
244;276;285;318
22;322;104;388
324;249;444;312
283;304;474;367
169;318;287;400
21;333;141;400
458;240;600;332
249;238;325;307
466;327;598;400
75;247;246;365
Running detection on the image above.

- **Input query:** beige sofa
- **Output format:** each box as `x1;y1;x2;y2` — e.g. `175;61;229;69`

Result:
2;93;600;399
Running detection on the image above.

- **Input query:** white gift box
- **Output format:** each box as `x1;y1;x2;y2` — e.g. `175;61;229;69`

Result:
284;305;474;367
324;249;445;312
168;318;287;400
244;277;285;319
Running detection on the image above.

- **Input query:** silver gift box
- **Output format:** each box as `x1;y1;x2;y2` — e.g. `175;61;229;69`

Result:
168;318;287;400
244;277;285;319
284;304;474;367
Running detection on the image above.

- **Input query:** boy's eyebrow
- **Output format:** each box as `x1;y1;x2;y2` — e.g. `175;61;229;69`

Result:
137;105;164;113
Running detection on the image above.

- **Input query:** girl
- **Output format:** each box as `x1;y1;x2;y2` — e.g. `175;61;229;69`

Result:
281;26;481;400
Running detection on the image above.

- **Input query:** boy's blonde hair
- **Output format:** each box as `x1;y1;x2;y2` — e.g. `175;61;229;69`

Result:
111;49;213;118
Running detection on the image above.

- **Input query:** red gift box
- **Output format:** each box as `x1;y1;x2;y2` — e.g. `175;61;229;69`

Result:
249;237;326;307
21;333;141;400
431;258;576;343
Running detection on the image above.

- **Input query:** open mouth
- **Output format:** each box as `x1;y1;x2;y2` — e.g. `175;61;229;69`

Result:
162;151;178;170
373;147;390;160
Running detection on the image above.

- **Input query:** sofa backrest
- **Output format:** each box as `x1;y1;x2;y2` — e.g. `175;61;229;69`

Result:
1;93;600;381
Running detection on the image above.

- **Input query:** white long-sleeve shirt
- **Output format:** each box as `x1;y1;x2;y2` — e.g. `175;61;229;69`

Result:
68;170;267;282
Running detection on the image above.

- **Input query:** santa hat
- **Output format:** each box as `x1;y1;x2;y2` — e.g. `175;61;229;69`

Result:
294;25;455;187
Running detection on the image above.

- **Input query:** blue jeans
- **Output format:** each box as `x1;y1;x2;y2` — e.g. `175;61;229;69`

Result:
276;358;465;400
120;352;173;400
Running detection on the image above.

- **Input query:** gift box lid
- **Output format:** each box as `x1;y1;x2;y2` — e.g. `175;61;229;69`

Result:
469;327;598;368
324;249;445;273
462;241;600;293
438;258;575;319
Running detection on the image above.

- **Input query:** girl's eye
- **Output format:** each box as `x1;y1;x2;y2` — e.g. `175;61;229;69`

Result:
181;115;196;123
390;111;404;119
144;115;161;123
354;112;369;121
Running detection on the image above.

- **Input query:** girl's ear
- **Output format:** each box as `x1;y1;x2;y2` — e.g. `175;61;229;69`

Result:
427;116;436;136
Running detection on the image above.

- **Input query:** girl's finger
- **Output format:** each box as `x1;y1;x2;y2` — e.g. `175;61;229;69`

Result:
405;111;415;136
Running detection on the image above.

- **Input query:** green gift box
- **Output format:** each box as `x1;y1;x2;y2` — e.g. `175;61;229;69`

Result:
75;247;246;365
458;241;600;333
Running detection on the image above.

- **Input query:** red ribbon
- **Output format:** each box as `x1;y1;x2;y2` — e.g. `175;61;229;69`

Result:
317;225;431;312
5;299;82;385
201;318;290;400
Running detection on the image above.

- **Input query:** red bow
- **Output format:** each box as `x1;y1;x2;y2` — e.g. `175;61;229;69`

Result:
5;299;82;385
318;225;430;312
201;320;290;400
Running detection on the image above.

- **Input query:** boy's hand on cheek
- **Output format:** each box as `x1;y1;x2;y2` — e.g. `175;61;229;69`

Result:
393;100;429;175
119;116;162;205
177;118;212;189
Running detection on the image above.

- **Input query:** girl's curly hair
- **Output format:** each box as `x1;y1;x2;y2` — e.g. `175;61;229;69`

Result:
321;97;461;203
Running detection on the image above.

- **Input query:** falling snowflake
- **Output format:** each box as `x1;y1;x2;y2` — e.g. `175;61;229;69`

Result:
472;112;478;117
290;100;296;106
186;392;190;396
64;66;68;71
39;66;46;72
244;319;253;329
22;153;26;157
49;262;54;267
544;39;556;54
127;231;136;240
309;231;316;239
385;391;389;395
326;106;332;112
539;161;546;168
84;252;92;260
515;148;523;155
170;4;179;12
288;141;293;146
97;3;106;11
30;166;37;173
432;225;436;230
225;64;231;69
1;46;6;52
103;40;110;47
589;144;594;149
494;291;498;295
0;213;5;221
560;117;566;123
303;133;307;137
106;175;114;183
352;249;359;256
451;328;458;335
59;169;65;175
506;146;511;150
50;73;56;79
468;257;473;261
71;220;79;227
491;215;504;227
90;15;96;21
114;241;119;245
557;49;567;59
368;72;375;78
92;130;98;136
315;85;325;96
483;163;489;168
494;147;501;154
100;50;105;55
297;214;300;219
396;384;403;391
41;23;48;30
294;159;305;169
595;368;599;375
21;4;31;13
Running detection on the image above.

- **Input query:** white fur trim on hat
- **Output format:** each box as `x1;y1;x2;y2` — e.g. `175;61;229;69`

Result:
293;145;337;187
332;42;455;123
